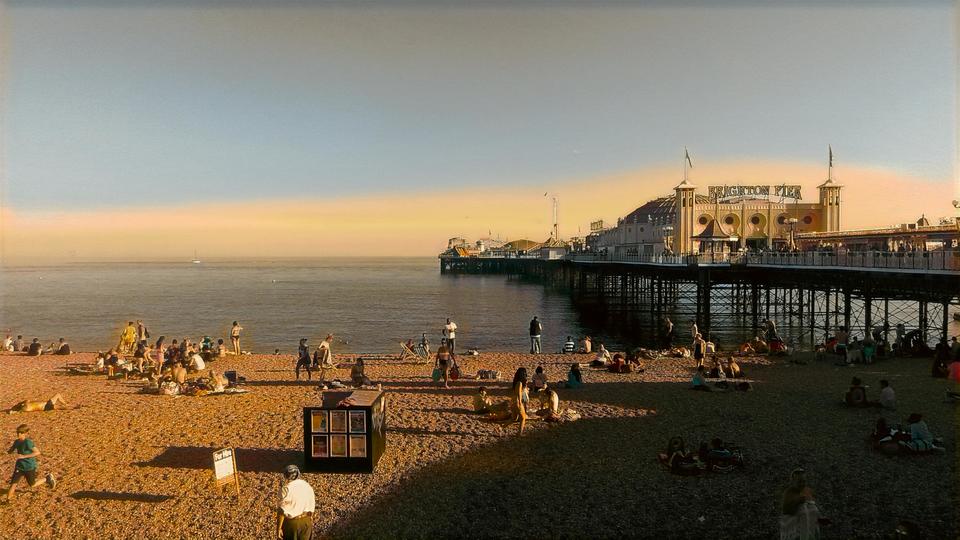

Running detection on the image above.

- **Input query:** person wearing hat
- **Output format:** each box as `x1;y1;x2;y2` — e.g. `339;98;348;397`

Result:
276;464;315;540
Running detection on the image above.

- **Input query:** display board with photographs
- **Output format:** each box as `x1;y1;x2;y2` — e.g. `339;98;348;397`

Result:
311;435;329;458
310;410;328;433
349;435;367;458
330;410;348;433
330;435;348;457
349;411;366;433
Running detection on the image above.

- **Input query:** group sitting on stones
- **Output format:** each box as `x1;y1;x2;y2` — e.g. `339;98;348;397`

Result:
658;436;744;475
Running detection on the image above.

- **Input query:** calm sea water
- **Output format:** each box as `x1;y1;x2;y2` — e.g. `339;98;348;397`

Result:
0;258;609;354
2;258;955;355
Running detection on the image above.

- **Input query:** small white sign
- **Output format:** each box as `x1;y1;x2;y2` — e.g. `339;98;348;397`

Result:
213;448;235;481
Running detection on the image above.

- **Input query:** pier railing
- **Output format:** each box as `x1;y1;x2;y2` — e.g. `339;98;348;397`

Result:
564;250;960;272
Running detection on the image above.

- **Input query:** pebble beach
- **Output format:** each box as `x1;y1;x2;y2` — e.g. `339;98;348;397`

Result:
0;350;956;539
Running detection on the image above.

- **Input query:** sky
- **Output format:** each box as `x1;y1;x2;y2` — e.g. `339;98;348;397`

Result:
0;1;957;261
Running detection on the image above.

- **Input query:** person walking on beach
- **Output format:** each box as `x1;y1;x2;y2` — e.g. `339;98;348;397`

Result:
295;339;312;381
443;319;458;354
230;321;243;356
435;339;452;388
275;464;315;540
529;316;543;354
5;424;56;503
118;322;137;355
662;317;674;349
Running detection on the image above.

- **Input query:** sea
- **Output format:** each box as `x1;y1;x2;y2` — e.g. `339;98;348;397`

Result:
0;258;606;354
2;257;956;355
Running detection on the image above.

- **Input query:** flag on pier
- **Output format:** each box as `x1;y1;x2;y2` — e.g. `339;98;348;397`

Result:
685;147;693;169
829;145;833;167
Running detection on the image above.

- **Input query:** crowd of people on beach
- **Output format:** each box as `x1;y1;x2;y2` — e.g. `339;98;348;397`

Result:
3;310;957;540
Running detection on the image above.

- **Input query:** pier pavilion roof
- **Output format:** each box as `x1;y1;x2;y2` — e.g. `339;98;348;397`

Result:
622;194;712;224
503;239;539;251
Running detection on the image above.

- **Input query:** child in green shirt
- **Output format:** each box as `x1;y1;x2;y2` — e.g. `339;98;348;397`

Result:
5;424;55;503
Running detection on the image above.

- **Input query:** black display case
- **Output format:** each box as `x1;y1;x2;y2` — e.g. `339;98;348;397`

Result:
302;390;387;473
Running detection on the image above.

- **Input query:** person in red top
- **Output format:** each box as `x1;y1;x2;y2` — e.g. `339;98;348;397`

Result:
947;359;960;383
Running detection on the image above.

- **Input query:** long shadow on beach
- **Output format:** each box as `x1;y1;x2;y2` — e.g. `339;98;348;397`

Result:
69;491;175;503
135;446;303;473
327;361;958;539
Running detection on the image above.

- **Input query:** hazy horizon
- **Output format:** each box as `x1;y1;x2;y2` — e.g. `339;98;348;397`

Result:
0;1;956;262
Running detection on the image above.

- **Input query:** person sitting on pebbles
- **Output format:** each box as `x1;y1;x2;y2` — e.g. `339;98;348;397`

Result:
536;386;560;421
691;366;712;391
565;363;583;389
590;344;611;367
899;413;945;453
7;394;72;414
350;358;373;387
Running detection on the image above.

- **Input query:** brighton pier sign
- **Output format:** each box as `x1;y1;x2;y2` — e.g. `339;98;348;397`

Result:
707;184;802;202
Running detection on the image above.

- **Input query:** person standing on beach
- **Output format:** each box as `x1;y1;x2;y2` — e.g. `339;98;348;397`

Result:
443;318;458;354
662;317;674;349
275;464;315;540
529;316;542;354
230;322;243;356
136;320;149;343
5;424;56;503
118;322;137;355
295;339;312;381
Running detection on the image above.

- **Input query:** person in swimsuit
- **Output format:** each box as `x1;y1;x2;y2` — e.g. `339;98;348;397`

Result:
230;321;243;356
7;395;71;413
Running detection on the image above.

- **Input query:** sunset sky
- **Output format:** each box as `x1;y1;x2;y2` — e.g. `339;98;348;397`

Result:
0;1;956;262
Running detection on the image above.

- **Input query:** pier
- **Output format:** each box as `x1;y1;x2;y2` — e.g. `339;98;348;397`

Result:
439;251;960;348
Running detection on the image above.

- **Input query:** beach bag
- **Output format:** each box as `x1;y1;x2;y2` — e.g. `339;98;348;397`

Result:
450;363;461;381
431;367;442;382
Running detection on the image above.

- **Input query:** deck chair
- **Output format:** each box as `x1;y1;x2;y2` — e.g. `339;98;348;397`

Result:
399;342;430;363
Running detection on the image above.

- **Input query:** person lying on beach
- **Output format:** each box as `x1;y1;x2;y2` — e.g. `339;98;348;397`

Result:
749;336;768;354
7;395;72;414
26;339;42;357
565;364;583;389
697;438;743;472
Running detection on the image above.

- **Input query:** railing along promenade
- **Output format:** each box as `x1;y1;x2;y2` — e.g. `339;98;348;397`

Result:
565;250;960;273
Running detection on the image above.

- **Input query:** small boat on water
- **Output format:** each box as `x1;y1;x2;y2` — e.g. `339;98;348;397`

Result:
191;250;201;264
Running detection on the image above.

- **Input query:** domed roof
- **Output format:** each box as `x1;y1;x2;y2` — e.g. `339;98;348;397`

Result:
621;194;712;224
916;214;930;227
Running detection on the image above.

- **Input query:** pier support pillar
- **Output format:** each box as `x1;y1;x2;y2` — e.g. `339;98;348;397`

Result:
942;302;950;343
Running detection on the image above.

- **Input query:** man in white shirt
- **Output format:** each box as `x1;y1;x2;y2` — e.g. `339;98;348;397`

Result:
443;318;458;354
189;353;205;372
878;379;896;410
277;465;315;540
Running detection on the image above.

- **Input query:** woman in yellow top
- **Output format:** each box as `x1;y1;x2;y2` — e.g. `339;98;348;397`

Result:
117;321;137;355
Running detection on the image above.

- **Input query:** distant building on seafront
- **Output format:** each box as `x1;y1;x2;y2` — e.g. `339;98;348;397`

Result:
591;178;843;255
